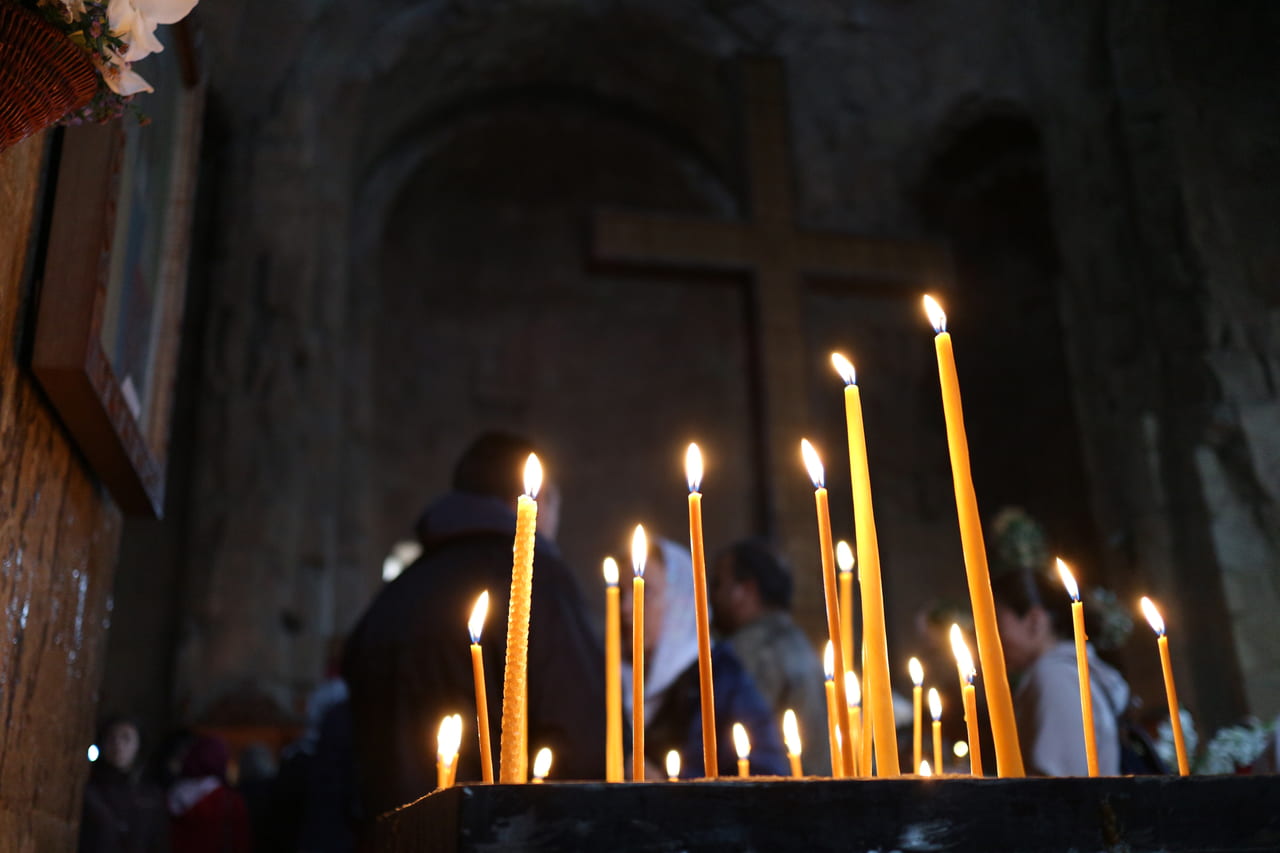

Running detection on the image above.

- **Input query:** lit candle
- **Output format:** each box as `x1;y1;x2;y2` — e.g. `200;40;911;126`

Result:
531;747;552;784
1056;558;1099;777
844;670;862;777
921;299;1023;777
954;739;970;773
823;642;843;779
666;750;681;782
436;714;462;790
928;687;943;775
685;444;719;779
950;624;983;777
836;540;856;679
830;355;900;777
919;759;933;777
468;592;494;784
602;557;624;782
499;454;542;783
733;723;751;779
909;657;924;776
801;439;857;778
782;709;804;779
1141;596;1190;775
632;524;648;782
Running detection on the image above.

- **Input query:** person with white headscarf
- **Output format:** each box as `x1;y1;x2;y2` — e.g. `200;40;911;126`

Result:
621;536;788;778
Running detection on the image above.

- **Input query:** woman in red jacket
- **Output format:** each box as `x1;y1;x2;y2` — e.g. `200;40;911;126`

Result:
168;735;251;853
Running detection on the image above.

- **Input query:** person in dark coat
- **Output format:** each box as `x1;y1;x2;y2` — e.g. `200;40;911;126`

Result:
168;735;252;853
79;716;169;853
343;432;607;820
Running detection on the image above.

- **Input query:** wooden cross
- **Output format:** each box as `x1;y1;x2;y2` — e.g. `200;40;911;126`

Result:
591;56;949;627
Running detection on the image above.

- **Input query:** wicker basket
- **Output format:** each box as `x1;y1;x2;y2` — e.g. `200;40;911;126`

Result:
0;1;99;151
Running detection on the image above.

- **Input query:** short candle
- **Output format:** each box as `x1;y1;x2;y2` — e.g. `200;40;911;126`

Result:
733;723;751;779
782;709;804;779
909;657;924;776
531;747;552;784
467;592;494;784
950;624;983;777
666;750;681;782
631;525;648;782
928;687;943;775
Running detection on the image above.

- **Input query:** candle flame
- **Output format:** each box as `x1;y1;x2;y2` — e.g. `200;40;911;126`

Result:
732;723;751;760
631;524;648;577
923;294;947;333
685;443;704;493
844;671;861;708
523;453;543;499
830;352;857;386
836;540;855;574
928;687;942;721
782;709;802;757
919;759;933;777
949;623;975;682
1140;596;1166;636
954;740;969;759
468;591;489;644
823;641;834;681
908;656;924;687
532;747;553;780
602;556;619;586
800;439;825;488
436;713;462;761
1056;558;1080;602
666;750;681;780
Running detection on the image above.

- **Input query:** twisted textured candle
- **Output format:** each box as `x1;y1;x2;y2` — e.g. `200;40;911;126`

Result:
499;492;538;783
922;301;1024;777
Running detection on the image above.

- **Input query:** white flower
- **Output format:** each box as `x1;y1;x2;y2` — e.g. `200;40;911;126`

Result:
106;0;199;63
100;48;154;96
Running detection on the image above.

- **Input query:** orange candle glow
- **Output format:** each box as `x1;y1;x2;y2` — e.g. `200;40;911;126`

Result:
919;759;933;777
845;670;862;777
950;624;983;777
603;558;623;782
1141;596;1190;775
921;299;1023;777
837;540;856;679
685;444;719;779
831;355;900;777
802;440;857;778
929;688;943;774
632;525;648;781
499;455;541;783
1056;558;1099;776
666;750;681;782
733;723;751;778
823;642;843;779
436;713;462;790
782;709;804;779
531;747;552;783
468;592;494;783
909;657;924;775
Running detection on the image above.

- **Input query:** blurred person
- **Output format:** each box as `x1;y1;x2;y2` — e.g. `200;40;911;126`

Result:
624;535;788;778
343;432;606;819
79;715;168;853
168;735;251;853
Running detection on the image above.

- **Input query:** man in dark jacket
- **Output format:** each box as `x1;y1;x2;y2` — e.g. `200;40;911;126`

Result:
343;433;606;819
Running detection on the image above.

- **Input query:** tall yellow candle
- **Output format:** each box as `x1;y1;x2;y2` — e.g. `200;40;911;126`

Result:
632;525;648;782
822;643;843;779
860;648;874;776
436;714;461;789
603;558;623;782
499;455;541;783
802;440;857;778
1056;559;1099;776
1141;597;1190;775
685;444;719;779
929;688;943;774
950;624;983;777
468;592;494;784
733;723;751;778
920;300;1024;777
531;747;552;783
830;355;900;777
844;670;862;777
837;541;856;678
909;657;924;776
782;709;804;779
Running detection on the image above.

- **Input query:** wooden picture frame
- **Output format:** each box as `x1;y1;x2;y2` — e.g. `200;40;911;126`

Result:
32;23;204;517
